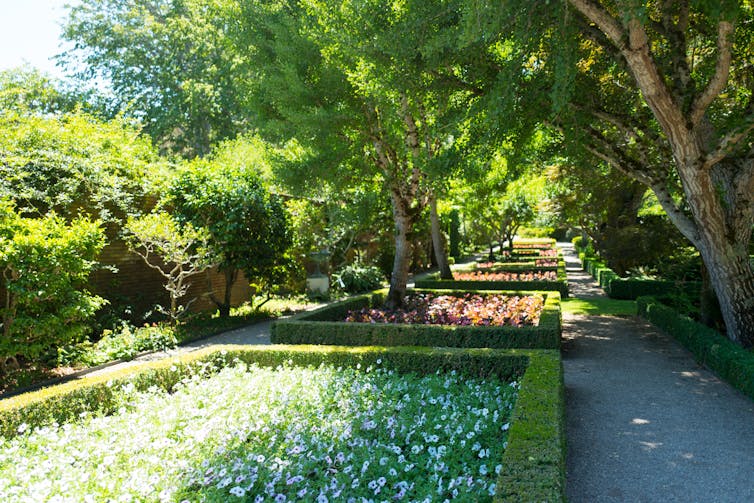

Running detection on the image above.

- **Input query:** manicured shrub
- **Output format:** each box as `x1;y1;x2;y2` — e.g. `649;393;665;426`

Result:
272;289;562;349
333;262;385;293
0;202;106;370
637;297;754;401
607;278;702;301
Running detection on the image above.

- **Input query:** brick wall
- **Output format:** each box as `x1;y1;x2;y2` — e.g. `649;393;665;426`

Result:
91;237;252;320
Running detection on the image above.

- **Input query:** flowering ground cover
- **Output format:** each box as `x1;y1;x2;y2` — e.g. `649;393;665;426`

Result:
344;292;544;327
454;271;558;282
0;361;517;502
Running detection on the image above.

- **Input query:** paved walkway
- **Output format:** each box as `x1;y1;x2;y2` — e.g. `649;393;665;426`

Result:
559;242;754;502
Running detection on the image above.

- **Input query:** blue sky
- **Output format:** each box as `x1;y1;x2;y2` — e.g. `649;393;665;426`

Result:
0;0;79;79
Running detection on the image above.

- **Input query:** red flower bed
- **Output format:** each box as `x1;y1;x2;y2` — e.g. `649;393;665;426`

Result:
534;259;559;267
344;292;544;327
454;270;557;281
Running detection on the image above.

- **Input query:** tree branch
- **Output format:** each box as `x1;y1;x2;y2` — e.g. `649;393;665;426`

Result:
704;117;754;169
690;21;735;127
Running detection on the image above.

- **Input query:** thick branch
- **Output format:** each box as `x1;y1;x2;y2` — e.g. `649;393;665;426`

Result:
704;118;754;169
690;21;735;127
648;183;698;242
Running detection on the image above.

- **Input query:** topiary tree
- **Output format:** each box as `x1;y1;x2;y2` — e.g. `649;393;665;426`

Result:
168;160;293;317
0;200;106;372
124;212;215;324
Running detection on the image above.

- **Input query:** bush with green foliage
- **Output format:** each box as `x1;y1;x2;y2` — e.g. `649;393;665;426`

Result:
333;263;385;293
169;161;293;316
0;111;165;223
0;201;106;371
58;323;178;367
638;297;754;401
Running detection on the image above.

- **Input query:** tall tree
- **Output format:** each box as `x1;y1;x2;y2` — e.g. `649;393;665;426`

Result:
60;0;251;157
473;1;754;346
234;0;477;307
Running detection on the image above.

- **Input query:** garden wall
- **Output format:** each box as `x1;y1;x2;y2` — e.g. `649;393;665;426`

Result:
91;237;251;319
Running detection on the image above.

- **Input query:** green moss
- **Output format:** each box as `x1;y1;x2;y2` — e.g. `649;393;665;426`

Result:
271;289;562;349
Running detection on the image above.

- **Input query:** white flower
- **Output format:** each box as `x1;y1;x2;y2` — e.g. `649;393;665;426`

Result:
229;486;246;497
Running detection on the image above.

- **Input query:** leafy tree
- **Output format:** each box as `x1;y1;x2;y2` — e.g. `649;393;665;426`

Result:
0;66;80;115
234;0;478;307
60;0;251;157
0;201;106;371
470;1;754;346
168;153;293;316
124;212;215;323
0;110;166;222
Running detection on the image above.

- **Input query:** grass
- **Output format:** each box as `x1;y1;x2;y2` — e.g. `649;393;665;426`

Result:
561;297;636;317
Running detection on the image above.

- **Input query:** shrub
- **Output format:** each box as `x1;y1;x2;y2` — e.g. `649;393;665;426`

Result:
0;202;106;370
124;212;216;323
59;323;178;367
169;161;294;316
333;262;385;293
637;297;754;401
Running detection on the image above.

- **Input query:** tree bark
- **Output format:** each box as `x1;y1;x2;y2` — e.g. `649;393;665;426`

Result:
567;0;754;346
429;194;453;279
386;191;413;309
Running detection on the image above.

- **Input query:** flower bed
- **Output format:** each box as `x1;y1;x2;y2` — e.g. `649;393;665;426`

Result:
271;289;562;349
416;263;569;298
0;346;565;502
453;271;558;282
344;292;543;327
0;360;518;502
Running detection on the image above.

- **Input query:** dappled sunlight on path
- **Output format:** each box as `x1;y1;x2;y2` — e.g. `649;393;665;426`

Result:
558;242;754;502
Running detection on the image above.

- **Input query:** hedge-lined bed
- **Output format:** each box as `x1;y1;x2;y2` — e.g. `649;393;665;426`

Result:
271;288;562;349
637;297;754;402
0;345;566;503
416;261;568;298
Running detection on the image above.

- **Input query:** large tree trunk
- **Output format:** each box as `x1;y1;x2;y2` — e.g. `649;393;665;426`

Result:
429;194;453;280
205;268;238;317
691;198;754;347
568;1;754;346
386;191;414;309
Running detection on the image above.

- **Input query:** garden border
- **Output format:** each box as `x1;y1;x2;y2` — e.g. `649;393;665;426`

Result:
637;297;754;401
270;288;562;349
416;260;569;298
0;344;566;502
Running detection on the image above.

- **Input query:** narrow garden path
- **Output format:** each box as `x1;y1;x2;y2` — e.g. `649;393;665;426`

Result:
559;242;754;502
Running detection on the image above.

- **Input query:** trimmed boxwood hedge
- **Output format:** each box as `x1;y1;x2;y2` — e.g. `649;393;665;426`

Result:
0;344;566;502
416;262;569;298
581;255;702;300
637;297;754;401
271;288;562;349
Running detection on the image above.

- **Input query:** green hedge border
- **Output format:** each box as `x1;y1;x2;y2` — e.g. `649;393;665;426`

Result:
0;344;566;502
271;288;562;349
637;297;754;401
580;254;701;300
416;261;568;298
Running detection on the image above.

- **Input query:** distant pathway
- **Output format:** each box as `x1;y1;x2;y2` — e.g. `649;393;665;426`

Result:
559;242;754;502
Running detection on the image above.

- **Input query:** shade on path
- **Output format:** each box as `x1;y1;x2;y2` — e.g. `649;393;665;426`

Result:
559;242;754;502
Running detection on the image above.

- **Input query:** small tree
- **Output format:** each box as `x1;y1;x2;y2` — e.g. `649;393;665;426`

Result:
0;201;106;372
169;158;293;317
124;212;215;323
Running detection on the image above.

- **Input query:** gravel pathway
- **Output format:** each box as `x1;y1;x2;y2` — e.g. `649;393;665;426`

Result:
559;242;754;502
